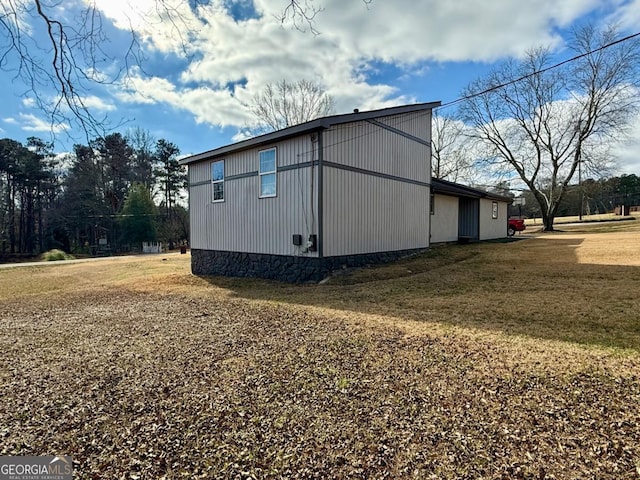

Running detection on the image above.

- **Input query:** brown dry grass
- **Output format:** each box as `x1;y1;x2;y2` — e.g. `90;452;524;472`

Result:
524;213;636;226
1;224;640;478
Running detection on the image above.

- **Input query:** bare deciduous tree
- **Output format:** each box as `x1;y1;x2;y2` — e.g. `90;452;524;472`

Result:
0;0;204;137
459;24;640;231
248;79;335;134
0;1;348;137
431;110;475;182
126;127;156;191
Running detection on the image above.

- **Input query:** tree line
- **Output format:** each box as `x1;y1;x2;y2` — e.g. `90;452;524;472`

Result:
511;174;640;219
0;130;188;258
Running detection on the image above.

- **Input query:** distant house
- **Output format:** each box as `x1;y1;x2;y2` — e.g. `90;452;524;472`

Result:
615;205;633;215
142;241;162;253
430;178;512;243
180;103;440;282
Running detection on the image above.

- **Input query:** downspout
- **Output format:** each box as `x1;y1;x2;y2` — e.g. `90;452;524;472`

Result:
476;199;481;241
317;129;324;258
187;167;192;250
428;113;433;247
428;197;432;246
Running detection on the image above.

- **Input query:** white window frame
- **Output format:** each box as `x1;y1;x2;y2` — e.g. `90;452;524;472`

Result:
211;160;225;203
259;147;277;198
492;201;498;219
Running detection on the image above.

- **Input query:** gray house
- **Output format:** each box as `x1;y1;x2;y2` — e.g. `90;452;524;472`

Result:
180;102;440;282
430;178;512;243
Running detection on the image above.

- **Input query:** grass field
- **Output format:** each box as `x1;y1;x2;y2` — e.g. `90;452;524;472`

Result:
524;213;636;227
1;222;639;478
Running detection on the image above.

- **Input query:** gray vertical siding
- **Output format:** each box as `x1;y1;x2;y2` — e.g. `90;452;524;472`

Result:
323;111;431;183
189;135;319;256
321;110;431;257
323;168;429;256
187;108;433;258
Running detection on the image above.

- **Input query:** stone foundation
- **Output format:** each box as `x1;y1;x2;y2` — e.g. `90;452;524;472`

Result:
191;248;426;283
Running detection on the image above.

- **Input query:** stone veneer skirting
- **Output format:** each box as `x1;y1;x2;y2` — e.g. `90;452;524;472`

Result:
191;248;427;283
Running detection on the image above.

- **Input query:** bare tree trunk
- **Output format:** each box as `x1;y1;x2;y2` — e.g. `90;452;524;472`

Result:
37;180;44;253
9;181;16;254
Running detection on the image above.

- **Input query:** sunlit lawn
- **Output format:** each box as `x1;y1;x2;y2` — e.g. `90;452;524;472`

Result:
1;221;639;478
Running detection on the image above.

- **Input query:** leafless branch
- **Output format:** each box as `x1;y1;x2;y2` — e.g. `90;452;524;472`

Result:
247;79;334;135
278;0;374;35
0;0;371;141
459;23;640;230
431;110;476;182
278;1;323;35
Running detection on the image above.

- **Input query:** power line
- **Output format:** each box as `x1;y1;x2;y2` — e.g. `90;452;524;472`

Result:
438;30;640;110
296;29;640;159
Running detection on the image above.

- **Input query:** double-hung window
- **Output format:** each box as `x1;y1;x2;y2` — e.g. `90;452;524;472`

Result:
259;148;277;198
212;160;224;202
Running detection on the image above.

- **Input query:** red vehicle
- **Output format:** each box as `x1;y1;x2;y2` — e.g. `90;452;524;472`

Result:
508;218;526;236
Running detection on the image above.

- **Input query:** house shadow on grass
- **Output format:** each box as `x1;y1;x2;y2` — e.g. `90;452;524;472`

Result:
199;237;640;352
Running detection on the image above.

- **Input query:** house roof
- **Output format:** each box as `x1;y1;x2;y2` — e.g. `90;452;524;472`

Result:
179;102;441;165
432;178;513;203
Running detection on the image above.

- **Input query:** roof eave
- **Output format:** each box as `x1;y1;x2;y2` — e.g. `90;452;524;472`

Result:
179;121;328;165
179;101;441;166
432;178;513;203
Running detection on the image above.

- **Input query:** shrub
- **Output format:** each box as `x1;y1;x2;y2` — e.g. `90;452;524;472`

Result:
41;249;75;261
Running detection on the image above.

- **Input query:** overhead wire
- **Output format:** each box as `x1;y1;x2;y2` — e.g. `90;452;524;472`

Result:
288;29;640;179
438;30;640;110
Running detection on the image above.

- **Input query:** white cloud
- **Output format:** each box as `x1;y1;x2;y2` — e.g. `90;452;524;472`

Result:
96;0;634;139
117;72;251;126
89;0;202;55
0;0;33;34
250;0;603;63
81;95;116;111
13;113;68;133
606;0;640;31
613;113;640;174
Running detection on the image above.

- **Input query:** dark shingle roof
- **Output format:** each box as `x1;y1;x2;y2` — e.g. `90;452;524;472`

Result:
432;178;513;203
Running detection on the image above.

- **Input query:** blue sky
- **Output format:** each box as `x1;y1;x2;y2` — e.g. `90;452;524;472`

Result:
1;0;639;174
